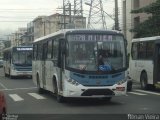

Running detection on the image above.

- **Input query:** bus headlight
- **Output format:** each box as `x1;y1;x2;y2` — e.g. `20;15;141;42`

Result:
67;78;80;86
116;78;127;85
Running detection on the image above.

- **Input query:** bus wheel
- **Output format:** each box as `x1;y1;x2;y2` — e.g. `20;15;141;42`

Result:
140;72;148;90
10;75;14;79
4;73;7;77
127;80;132;91
9;69;14;79
37;75;44;94
4;68;7;77
54;81;65;103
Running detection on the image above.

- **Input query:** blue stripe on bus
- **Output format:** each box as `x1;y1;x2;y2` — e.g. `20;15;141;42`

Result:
70;72;125;86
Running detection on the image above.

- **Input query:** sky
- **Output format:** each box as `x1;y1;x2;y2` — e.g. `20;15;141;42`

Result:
0;0;121;38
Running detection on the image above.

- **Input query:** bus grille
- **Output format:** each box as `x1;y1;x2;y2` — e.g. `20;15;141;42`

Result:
16;68;32;71
81;89;115;96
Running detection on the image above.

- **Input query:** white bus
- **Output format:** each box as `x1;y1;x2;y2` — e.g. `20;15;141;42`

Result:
3;46;32;78
32;29;128;102
130;36;160;89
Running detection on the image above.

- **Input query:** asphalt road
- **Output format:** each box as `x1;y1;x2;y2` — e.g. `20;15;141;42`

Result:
0;68;160;120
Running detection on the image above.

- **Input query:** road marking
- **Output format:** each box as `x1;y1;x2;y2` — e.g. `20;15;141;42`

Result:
135;89;160;96
28;93;46;99
9;94;24;102
0;82;7;89
128;92;147;96
2;87;37;91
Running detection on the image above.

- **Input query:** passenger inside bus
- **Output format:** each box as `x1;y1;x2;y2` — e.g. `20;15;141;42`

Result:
98;49;109;65
98;49;112;71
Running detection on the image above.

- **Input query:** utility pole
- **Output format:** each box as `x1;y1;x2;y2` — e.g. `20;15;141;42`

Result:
115;0;119;30
69;2;72;24
74;0;84;28
61;0;84;29
63;0;67;29
63;0;73;29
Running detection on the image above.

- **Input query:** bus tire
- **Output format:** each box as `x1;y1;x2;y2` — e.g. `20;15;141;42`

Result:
37;75;44;94
54;80;65;103
4;73;7;77
127;80;132;91
9;70;14;79
10;75;14;79
140;72;148;90
4;68;7;77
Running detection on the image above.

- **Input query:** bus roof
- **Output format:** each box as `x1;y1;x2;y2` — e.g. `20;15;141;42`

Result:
132;36;160;42
34;29;123;43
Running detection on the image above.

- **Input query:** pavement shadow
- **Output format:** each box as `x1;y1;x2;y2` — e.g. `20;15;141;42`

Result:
40;90;123;106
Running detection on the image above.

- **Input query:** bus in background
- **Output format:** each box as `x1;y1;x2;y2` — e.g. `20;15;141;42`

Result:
130;36;160;90
32;29;128;102
3;46;32;78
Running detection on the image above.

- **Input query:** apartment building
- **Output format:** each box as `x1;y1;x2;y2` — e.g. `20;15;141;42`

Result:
27;22;34;44
122;0;156;52
33;13;86;39
11;28;27;47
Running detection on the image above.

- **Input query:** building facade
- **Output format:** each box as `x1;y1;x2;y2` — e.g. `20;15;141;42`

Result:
33;13;86;39
11;28;27;47
122;0;156;52
27;22;34;45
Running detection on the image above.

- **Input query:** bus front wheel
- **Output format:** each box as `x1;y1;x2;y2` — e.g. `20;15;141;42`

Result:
37;75;44;94
140;72;148;90
53;80;65;103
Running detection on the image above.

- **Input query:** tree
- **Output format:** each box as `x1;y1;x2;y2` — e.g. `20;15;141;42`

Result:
130;0;160;38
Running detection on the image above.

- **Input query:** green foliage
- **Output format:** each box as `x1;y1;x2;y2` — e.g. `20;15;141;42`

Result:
130;0;160;38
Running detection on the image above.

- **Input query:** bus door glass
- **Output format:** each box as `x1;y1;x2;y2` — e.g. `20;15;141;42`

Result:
58;39;65;91
130;42;138;81
42;42;47;88
154;43;160;83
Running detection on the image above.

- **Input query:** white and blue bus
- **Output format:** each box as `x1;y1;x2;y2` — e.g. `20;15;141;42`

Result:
32;29;128;102
3;46;32;78
130;36;160;89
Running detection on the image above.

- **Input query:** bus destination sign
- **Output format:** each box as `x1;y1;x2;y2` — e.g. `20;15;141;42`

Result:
16;48;33;51
68;34;113;42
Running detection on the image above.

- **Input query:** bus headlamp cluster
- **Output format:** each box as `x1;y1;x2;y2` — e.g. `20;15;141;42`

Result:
116;78;127;85
67;79;80;86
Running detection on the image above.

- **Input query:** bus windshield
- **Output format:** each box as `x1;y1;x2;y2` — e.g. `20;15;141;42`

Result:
12;48;32;66
66;34;126;72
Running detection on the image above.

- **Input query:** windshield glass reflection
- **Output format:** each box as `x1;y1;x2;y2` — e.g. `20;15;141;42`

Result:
13;51;32;66
66;34;126;72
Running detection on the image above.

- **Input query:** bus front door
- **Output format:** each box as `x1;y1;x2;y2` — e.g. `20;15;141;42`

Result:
153;44;160;84
42;43;47;89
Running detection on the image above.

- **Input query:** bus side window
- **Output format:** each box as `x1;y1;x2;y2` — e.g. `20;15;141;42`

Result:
43;42;48;60
47;40;53;59
52;39;58;66
131;43;138;60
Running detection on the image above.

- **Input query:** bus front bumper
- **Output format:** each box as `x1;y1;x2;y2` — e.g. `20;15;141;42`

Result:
62;81;127;98
11;70;32;76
